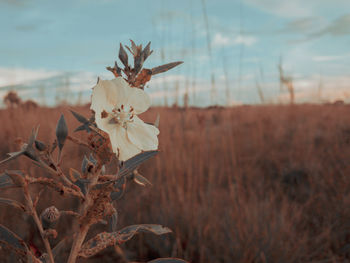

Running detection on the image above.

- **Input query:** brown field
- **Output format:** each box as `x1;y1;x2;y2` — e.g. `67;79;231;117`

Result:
0;104;350;263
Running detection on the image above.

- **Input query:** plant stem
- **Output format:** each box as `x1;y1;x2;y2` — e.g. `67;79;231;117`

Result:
23;186;55;263
67;225;89;263
67;168;100;263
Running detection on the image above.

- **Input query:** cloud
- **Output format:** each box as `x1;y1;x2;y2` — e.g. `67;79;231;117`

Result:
0;67;60;87
307;14;350;39
312;55;347;62
212;33;257;47
244;0;350;18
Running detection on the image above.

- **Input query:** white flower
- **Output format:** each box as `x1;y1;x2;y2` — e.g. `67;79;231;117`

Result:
91;77;159;161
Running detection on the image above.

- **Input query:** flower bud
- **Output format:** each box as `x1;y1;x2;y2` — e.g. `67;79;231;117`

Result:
40;206;60;230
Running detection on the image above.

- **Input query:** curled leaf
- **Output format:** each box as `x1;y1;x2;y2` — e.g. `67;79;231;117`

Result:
133;170;152;187
79;224;171;258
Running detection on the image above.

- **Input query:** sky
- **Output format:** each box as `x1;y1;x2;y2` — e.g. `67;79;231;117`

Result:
1;0;350;106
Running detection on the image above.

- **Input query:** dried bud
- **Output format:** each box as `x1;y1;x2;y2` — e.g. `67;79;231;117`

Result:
40;206;60;230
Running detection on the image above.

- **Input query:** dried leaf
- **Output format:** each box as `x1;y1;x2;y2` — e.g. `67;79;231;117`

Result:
79;224;171;258
4;170;25;186
74;178;90;195
151;61;183;75
133;68;152;87
118;151;158;178
69;168;81;182
148;259;188;263
118;224;172;238
0;198;26;211
133;171;152;187
56;114;68;151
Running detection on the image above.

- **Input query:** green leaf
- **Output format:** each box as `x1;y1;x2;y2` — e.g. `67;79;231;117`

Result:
151;61;183;75
0;224;27;253
0;173;14;189
0;151;23;166
56;114;68;151
119;43;129;67
110;176;126;201
109;211;118;232
118;151;158;178
70;110;89;124
148;259;188;263
0;198;26;211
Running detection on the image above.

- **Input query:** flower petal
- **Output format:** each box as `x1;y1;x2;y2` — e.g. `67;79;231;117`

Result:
110;125;141;161
127;116;159;151
91;77;129;114
124;88;151;114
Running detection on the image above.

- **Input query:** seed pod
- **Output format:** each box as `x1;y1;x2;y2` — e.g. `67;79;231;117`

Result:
40;206;60;230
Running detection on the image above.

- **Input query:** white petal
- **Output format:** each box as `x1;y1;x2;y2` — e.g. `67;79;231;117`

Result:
109;125;141;161
127;116;159;151
95;113;115;135
124;88;151;114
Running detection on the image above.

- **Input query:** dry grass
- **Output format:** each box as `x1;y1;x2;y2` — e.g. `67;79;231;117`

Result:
0;104;350;262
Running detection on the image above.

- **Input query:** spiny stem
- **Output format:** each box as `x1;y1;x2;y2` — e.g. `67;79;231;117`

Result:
67;168;100;263
23;186;55;263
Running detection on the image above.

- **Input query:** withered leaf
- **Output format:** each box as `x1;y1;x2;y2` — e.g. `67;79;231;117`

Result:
79;224;171;258
133;68;152;87
4;170;25;186
68;168;81;182
133;171;152;187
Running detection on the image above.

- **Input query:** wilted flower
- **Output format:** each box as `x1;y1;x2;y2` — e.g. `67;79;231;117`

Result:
91;77;159;161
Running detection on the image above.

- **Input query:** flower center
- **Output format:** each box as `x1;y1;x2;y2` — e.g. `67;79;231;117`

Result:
111;104;134;128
